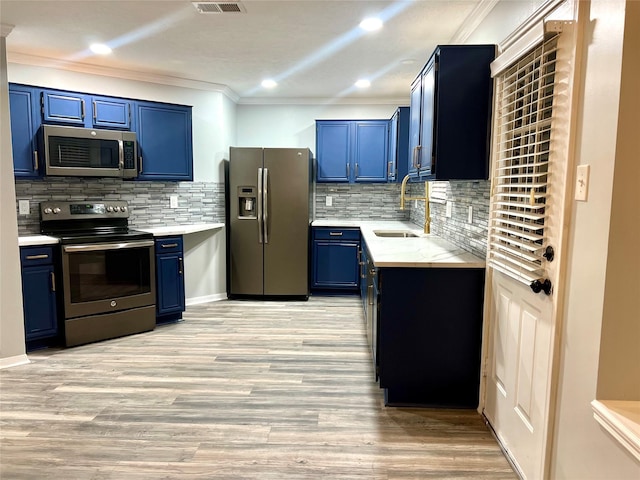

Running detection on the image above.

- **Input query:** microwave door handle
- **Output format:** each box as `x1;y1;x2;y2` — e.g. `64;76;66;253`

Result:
118;140;124;170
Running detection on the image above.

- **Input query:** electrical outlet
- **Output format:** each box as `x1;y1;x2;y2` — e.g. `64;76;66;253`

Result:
468;206;473;223
575;164;590;201
18;200;30;215
170;195;179;208
325;196;332;207
445;201;452;218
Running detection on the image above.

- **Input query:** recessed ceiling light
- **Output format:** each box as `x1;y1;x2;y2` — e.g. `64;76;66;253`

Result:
355;79;371;89
89;43;112;55
261;79;277;89
401;59;416;65
359;17;383;32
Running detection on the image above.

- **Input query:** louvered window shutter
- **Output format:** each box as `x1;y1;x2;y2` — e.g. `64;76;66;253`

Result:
488;36;559;285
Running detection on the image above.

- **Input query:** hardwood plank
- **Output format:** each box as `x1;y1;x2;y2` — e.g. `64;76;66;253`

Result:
0;296;514;479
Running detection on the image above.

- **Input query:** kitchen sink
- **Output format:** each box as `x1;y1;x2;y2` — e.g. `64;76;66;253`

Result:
373;230;419;238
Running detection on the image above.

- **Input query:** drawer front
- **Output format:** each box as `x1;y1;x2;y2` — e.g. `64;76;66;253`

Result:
20;246;54;266
313;227;360;241
155;236;183;254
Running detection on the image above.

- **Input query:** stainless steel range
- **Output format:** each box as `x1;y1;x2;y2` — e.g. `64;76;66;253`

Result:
40;201;156;347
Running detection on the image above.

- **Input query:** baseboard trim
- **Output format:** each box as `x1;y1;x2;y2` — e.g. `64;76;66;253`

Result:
0;354;30;369
186;293;227;306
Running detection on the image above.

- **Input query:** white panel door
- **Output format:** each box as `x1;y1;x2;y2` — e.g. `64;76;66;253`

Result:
484;270;554;479
482;6;578;478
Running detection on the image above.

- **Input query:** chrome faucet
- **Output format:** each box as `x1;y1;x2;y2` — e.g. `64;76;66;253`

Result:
400;174;431;234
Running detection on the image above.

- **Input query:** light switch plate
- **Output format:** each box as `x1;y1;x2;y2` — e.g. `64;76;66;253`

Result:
325;196;332;207
445;201;452;218
170;195;179;208
19;200;30;215
575;164;590;201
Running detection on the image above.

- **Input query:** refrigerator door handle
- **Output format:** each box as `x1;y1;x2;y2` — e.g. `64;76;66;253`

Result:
263;167;269;244
257;167;264;244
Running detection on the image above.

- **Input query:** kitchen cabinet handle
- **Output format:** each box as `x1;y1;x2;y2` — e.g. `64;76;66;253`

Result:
346;163;350;179
26;254;49;260
388;161;392;179
329;232;343;236
361;272;367;279
416;145;422;169
357;249;361;264
178;257;183;275
92;101;97;121
81;100;85;120
368;285;373;305
161;243;179;248
50;271;56;292
34;150;39;171
355;163;359;178
139;156;143;174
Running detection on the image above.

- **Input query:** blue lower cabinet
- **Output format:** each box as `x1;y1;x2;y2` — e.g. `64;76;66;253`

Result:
311;227;360;293
20;246;59;349
155;237;186;324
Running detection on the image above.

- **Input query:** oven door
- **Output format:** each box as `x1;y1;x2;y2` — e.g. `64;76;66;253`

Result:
61;239;156;319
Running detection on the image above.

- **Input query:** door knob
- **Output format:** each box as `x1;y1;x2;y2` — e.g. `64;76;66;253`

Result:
530;278;552;295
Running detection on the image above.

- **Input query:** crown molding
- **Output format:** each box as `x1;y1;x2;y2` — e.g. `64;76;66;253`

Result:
1;24;15;38
449;0;500;43
7;52;240;102
237;96;409;106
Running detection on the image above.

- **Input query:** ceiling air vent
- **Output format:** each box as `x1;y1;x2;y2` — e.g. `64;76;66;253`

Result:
192;1;246;14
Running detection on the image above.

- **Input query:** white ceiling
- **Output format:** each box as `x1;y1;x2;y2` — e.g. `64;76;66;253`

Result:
1;0;496;102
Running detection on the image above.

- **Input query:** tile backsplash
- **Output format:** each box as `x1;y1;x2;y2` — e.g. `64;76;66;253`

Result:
14;178;225;235
315;183;409;221
407;180;490;259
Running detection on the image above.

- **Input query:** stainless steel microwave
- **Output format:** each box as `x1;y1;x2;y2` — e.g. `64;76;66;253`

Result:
40;125;138;178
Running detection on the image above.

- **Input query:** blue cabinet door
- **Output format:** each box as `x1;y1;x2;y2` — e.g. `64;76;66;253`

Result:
407;75;422;178
312;241;360;289
316;121;350;182
92;96;133;129
419;60;436;177
354;121;388;182
42;90;89;126
388;107;409;183
21;265;58;340
137;101;193;181
155;237;185;321
21;246;58;342
9;85;41;177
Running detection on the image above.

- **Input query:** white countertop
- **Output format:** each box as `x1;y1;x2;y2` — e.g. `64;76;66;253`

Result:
18;235;59;247
312;219;485;269
137;223;225;237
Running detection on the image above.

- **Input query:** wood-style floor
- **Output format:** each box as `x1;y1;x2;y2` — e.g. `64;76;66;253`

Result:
1;296;515;479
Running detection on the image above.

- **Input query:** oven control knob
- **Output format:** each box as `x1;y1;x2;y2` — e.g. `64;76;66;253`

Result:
53;207;61;214
43;207;52;214
107;206;114;212
113;206;121;212
121;206;127;212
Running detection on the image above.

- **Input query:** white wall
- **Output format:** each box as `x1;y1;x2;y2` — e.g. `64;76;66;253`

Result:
0;31;28;367
7;63;236;182
550;0;640;477
184;228;227;304
236;103;400;148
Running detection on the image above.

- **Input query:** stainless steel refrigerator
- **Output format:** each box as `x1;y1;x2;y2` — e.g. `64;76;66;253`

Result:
227;147;312;298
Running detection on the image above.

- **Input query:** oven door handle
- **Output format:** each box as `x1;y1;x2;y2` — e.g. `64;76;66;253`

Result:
63;240;154;253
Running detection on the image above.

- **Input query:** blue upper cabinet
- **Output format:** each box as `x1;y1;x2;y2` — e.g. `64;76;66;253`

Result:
9;84;41;178
353;121;388;182
136;101;193;181
316;120;388;183
388;106;409;182
91;95;133;129
41;89;133;129
408;45;495;181
316;121;351;182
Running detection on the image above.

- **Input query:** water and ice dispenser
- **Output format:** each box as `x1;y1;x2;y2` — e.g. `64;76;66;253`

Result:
237;186;257;218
